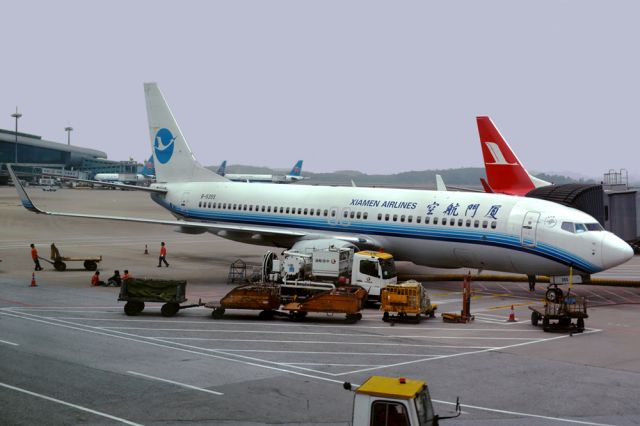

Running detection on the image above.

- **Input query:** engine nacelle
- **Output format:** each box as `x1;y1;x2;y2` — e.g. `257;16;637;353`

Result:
289;238;358;254
175;225;207;235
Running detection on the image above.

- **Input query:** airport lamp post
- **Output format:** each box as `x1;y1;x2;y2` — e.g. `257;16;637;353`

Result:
65;126;73;146
11;107;22;163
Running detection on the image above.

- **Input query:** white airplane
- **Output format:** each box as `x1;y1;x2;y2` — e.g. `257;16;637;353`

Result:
8;83;633;286
216;159;307;183
94;155;156;185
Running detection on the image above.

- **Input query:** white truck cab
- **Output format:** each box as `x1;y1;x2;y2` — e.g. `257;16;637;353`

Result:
345;376;460;426
352;251;398;300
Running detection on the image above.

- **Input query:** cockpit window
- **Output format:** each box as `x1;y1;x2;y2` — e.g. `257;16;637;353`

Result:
586;223;604;231
562;221;603;233
561;222;575;233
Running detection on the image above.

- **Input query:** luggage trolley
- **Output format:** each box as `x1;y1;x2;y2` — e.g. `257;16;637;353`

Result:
118;278;201;317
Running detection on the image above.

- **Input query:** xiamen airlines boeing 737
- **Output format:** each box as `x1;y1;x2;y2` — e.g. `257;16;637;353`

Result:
8;83;634;284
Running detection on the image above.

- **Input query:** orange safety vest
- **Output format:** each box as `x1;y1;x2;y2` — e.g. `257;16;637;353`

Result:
31;247;38;260
160;246;167;256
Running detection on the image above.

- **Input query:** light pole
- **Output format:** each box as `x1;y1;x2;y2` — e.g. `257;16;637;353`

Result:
65;126;73;146
11;107;22;163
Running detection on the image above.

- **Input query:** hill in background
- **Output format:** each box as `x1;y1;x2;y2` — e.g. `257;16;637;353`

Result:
205;164;597;188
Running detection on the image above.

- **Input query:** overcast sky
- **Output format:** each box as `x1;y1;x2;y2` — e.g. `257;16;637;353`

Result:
2;1;639;178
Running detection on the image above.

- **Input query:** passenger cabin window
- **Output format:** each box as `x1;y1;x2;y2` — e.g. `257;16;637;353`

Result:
408;215;412;223
298;208;302;214
378;213;382;221
482;220;488;228
363;212;368;220
356;212;361;219
433;217;438;225
393;214;398;222
416;216;421;224
491;221;497;229
286;207;290;214
450;218;455;226
466;219;471;227
458;218;463;226
370;401;409;426
400;215;405;222
385;214;390;221
474;219;479;228
316;209;321;216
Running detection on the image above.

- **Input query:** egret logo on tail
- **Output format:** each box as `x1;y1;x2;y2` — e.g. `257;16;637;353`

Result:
154;128;176;164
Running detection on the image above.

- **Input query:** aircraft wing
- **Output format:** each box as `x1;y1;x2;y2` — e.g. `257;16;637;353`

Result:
58;177;167;194
8;164;382;246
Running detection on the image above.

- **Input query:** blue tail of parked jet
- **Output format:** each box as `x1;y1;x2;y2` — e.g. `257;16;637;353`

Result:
141;155;155;177
216;160;227;176
289;160;303;177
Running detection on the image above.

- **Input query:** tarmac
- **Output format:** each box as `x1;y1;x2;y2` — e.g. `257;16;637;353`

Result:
1;186;640;425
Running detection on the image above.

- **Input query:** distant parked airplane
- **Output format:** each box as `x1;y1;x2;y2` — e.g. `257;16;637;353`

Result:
215;159;306;183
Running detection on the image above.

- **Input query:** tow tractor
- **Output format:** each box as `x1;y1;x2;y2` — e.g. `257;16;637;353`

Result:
344;376;461;425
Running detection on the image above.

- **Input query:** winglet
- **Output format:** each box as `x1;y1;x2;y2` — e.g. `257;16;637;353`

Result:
435;174;447;191
6;165;43;213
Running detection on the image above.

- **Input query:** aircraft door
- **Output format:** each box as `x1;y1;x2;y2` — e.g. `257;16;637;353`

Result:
340;207;351;226
328;207;339;226
181;192;190;211
521;212;540;248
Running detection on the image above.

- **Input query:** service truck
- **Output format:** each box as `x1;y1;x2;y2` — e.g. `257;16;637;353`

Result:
262;246;397;301
344;376;460;425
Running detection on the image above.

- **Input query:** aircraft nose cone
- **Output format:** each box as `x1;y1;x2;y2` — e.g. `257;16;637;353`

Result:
601;232;634;270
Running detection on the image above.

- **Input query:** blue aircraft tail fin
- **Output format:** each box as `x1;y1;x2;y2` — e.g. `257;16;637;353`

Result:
289;160;303;177
216;160;227;176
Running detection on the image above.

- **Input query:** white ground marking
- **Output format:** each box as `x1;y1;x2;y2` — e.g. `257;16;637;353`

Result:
0;382;143;426
103;328;538;340
434;399;615;426
150;337;495;349
127;371;223;395
0;339;19;346
1;308;608;425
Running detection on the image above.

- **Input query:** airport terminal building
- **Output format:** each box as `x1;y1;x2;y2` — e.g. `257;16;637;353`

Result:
0;128;137;184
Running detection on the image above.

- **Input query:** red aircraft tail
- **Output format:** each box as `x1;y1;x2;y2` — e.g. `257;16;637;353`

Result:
476;116;548;196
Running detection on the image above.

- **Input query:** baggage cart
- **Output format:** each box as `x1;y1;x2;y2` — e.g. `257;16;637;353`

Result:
380;280;436;323
529;291;588;332
118;278;199;317
206;283;281;319
42;243;102;271
281;285;368;323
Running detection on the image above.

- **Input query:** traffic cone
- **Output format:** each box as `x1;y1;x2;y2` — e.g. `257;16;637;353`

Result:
30;272;38;287
507;305;516;322
144;244;149;255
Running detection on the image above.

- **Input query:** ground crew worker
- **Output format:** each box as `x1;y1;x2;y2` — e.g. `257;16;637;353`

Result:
91;271;106;286
158;242;169;267
107;270;122;287
30;243;43;271
122;270;131;280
